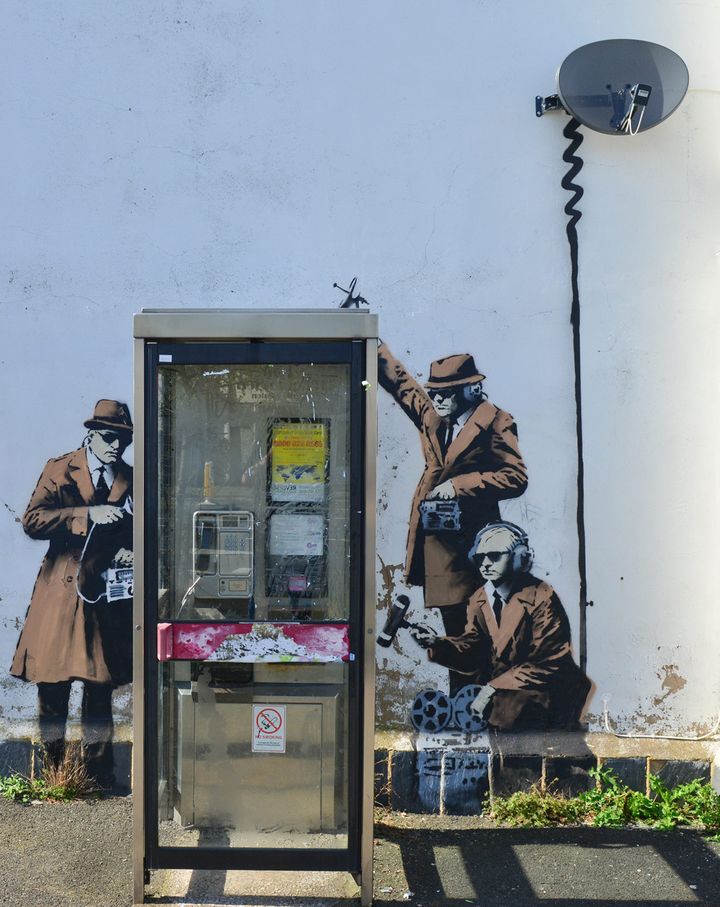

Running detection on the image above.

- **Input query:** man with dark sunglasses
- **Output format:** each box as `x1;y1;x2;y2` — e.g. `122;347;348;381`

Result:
10;400;134;789
411;522;591;730
378;342;527;692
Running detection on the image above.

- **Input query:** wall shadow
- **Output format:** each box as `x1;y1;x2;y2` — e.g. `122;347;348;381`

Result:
379;823;720;906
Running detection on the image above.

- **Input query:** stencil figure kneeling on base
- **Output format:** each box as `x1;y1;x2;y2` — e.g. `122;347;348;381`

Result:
411;521;591;731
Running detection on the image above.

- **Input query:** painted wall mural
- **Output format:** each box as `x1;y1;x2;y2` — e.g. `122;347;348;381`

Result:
411;522;590;731
9;400;134;789
377;343;591;734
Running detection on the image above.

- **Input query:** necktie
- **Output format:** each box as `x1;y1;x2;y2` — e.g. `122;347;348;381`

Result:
95;466;110;504
492;590;503;627
441;420;453;456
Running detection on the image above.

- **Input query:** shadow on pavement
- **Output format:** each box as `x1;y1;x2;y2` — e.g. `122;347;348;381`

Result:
184;826;230;904
378;824;720;906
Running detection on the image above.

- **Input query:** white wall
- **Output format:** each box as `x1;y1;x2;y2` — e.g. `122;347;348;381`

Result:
1;0;718;735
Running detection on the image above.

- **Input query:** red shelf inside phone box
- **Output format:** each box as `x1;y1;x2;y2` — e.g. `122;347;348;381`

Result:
157;621;350;663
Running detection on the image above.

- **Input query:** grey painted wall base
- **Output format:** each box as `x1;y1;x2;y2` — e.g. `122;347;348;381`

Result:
0;733;715;814
376;748;714;815
374;729;720;815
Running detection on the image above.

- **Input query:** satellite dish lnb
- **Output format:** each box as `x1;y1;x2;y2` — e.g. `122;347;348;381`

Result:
537;39;689;135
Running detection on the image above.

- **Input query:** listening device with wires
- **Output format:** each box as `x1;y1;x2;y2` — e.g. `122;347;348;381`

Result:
105;566;133;601
420;499;462;532
76;500;134;605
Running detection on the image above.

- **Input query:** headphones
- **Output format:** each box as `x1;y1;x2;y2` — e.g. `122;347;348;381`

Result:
462;382;486;403
468;521;533;573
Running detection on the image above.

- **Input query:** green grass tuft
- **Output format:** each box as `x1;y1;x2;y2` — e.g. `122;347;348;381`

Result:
487;766;720;831
0;743;98;803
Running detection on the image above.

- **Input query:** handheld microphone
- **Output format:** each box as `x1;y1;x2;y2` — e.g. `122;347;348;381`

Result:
377;594;412;647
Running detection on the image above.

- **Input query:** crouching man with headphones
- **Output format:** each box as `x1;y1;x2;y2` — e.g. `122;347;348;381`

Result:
411;521;591;731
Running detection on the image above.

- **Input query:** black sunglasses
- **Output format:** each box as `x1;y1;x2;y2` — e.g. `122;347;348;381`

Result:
96;430;125;444
475;550;508;563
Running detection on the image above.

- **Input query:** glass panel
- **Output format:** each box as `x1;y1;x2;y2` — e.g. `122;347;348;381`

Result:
157;362;351;621
157;661;349;849
155;356;353;850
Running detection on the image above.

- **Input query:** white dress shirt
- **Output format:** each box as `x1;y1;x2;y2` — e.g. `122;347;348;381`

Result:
446;406;473;447
86;448;116;492
485;579;513;626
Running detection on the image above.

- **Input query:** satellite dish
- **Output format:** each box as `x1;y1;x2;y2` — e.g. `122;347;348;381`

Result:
538;39;689;135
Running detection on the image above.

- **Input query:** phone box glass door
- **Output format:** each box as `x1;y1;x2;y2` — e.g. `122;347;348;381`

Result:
145;343;364;868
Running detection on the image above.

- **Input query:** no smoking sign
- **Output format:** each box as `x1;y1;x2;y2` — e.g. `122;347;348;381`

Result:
252;704;287;753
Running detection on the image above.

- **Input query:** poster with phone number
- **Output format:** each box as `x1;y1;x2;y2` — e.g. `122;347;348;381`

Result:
270;421;327;503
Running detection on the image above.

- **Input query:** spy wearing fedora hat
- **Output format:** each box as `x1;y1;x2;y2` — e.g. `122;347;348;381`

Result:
10;400;134;788
378;344;527;690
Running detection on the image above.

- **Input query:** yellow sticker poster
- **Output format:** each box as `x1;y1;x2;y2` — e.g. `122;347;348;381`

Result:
270;422;327;502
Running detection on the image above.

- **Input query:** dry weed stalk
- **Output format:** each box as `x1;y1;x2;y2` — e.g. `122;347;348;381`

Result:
38;742;99;798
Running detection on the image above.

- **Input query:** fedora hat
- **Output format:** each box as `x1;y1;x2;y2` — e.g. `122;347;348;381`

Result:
424;354;485;389
84;399;133;435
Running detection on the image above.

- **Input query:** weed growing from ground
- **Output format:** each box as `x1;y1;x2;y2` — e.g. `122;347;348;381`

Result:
0;774;46;803
488;785;586;827
0;744;98;803
39;744;98;799
487;766;720;832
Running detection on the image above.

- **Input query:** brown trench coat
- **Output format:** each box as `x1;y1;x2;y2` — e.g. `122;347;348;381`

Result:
378;343;528;607
427;575;591;729
10;448;133;686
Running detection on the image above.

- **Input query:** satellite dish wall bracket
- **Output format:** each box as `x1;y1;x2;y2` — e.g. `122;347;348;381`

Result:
535;94;566;117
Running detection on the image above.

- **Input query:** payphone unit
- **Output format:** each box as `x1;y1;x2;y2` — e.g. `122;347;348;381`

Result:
192;510;254;602
133;309;377;905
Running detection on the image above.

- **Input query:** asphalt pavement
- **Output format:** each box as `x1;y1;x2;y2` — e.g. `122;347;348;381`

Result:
2;796;720;906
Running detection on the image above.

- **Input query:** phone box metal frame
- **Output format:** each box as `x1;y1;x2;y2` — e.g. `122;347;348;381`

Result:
133;309;378;906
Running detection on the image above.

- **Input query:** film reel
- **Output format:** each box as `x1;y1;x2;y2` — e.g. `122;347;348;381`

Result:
452;685;489;733
410;688;452;733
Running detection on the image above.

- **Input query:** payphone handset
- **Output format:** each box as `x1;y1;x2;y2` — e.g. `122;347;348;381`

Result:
192;510;254;599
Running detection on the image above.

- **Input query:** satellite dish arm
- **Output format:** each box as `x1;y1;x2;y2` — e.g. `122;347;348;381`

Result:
536;94;566;117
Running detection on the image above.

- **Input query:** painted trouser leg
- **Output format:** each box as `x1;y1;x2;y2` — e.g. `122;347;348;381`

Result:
439;603;472;696
37;681;72;769
81;682;115;788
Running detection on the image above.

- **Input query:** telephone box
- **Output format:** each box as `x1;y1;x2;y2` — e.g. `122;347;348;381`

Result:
132;309;377;905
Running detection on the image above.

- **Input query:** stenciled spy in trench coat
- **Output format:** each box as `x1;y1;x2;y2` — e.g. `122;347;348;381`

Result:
378;342;528;608
427;574;591;729
10;447;133;687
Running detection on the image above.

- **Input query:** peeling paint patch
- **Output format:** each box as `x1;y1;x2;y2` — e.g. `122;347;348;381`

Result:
652;664;687;706
376;667;412;727
377;554;403;612
660;664;687;694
